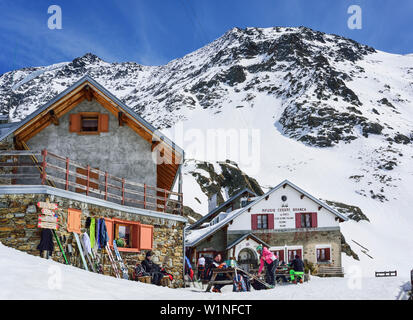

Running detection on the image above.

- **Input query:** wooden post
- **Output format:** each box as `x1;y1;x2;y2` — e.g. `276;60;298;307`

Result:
65;157;69;191
86;165;90;196
143;184;146;209
178;155;183;215
41;149;47;185
105;172;108;201
122;178;125;205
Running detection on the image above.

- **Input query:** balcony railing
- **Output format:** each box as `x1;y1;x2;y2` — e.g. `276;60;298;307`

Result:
0;149;183;215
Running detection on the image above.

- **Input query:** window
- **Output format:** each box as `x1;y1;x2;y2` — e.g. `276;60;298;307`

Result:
295;212;318;228
288;249;302;262
272;249;285;263
115;224;132;248
81;115;99;132
69;112;109;134
251;214;274;230
105;218;154;252
257;215;268;229
317;247;331;262
301;213;312;228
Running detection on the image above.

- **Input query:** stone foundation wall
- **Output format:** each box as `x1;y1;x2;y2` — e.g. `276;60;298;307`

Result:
229;229;342;268
0;192;185;288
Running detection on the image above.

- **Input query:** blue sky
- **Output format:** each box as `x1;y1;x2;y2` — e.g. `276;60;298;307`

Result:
0;0;412;74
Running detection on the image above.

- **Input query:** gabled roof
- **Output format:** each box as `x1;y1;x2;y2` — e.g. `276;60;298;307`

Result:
2;75;183;154
187;188;257;231
1;75;184;191
226;232;271;251
185;179;348;247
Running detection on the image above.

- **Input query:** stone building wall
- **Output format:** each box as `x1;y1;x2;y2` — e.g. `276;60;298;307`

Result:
228;228;342;268
0;192;185;288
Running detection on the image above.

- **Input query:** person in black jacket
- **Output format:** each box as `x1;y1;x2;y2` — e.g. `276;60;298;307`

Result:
205;253;228;293
289;255;305;284
141;251;164;285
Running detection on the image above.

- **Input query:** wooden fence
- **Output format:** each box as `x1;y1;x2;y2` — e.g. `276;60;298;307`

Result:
0;149;183;215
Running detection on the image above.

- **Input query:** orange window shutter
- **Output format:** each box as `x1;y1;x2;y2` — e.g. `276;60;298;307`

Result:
99;114;109;132
69;114;81;132
139;224;154;250
131;223;140;249
67;209;82;233
105;218;114;246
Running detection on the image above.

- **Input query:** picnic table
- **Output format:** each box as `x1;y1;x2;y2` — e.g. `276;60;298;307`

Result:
205;267;272;292
205;268;236;292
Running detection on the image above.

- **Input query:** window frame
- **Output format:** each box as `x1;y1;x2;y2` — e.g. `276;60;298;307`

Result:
301;213;312;228
80;113;99;133
316;245;332;263
106;218;153;253
256;214;268;229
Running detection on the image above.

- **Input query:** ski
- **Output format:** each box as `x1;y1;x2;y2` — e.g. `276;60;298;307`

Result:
113;240;129;280
105;243;120;278
80;233;97;273
73;232;89;271
90;247;104;274
234;266;272;289
53;230;69;265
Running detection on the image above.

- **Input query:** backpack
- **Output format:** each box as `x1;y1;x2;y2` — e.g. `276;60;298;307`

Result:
161;267;174;281
203;257;214;280
134;264;150;279
232;274;249;292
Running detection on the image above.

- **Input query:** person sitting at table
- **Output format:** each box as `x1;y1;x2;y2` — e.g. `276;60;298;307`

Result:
204;253;228;293
289;255;305;284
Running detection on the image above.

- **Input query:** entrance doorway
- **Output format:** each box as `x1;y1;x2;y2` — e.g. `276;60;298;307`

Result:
237;248;258;272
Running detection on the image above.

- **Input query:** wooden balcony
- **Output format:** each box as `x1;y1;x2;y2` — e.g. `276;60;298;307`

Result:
0;149;183;215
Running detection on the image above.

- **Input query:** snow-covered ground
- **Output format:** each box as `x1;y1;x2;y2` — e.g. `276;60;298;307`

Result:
0;243;410;300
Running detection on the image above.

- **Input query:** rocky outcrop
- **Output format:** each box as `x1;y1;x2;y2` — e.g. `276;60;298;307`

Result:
324;200;369;222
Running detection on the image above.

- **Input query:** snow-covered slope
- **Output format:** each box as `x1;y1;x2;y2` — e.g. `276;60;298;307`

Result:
0;243;410;299
0;26;412;278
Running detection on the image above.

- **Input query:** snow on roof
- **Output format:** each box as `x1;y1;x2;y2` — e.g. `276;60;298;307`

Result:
187;187;256;230
185;208;243;246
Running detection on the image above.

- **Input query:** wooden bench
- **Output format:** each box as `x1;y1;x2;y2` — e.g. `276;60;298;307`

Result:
136;275;171;286
136;275;151;284
317;266;344;277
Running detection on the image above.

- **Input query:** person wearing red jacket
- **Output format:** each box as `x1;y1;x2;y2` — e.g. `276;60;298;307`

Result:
257;245;278;287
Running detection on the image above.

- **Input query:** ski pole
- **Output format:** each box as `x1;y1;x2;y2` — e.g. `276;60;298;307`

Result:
53;230;69;265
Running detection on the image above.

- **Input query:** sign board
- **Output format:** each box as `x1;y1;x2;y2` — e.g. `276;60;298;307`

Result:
38;215;58;224
37;199;58;230
41;208;57;216
257;207;308;229
37;201;58;210
274;211;295;229
37;221;58;230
